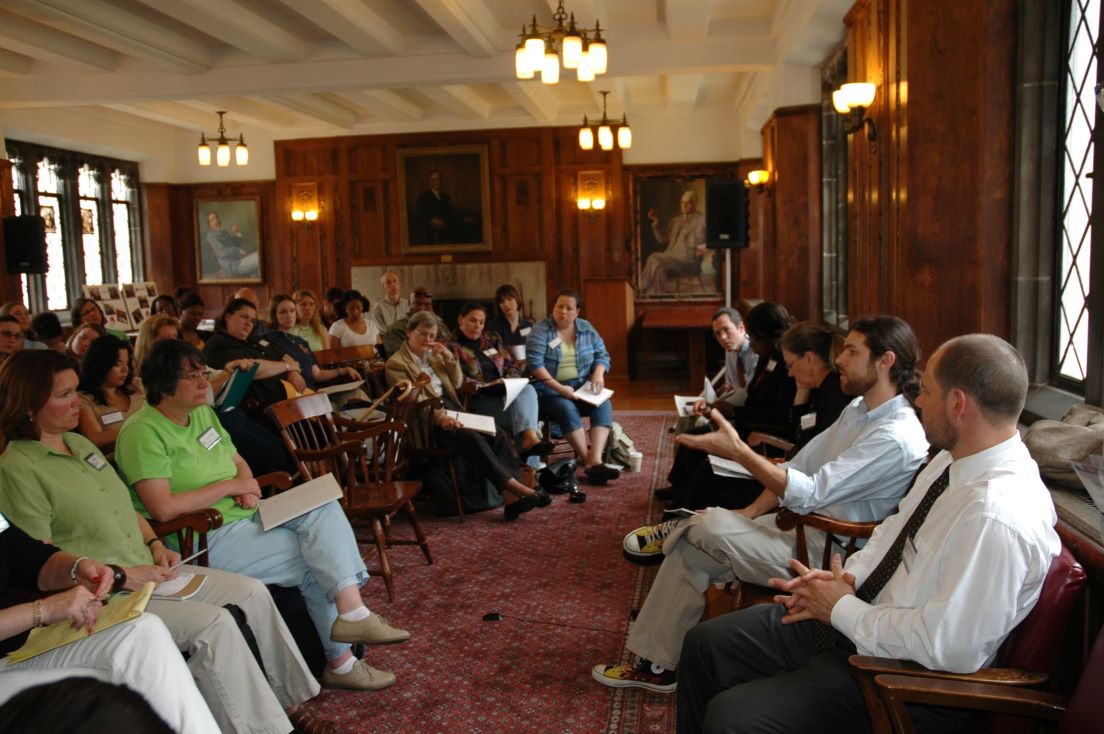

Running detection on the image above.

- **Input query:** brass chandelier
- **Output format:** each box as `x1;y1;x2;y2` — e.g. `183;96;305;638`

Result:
579;91;631;151
196;111;248;167
514;0;607;84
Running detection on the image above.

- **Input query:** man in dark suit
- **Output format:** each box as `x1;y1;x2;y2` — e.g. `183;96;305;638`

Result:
414;170;458;244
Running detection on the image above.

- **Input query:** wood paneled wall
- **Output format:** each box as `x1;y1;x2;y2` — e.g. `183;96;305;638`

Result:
0;159;21;303
844;0;1017;353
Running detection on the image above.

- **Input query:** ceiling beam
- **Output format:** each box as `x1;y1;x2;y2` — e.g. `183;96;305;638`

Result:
661;0;713;41
266;93;358;128
0;8;118;70
422;84;491;119
136;0;306;63
0;48;33;76
505;81;558;123
17;0;210;72
665;73;703;110
414;0;500;58
276;0;405;55
348;89;424;120
181;97;299;129
105;101;224;131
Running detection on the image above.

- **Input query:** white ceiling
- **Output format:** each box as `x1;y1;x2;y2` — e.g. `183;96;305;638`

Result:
0;0;851;138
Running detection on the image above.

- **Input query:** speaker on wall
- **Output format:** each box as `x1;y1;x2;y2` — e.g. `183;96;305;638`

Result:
2;215;48;274
705;180;750;249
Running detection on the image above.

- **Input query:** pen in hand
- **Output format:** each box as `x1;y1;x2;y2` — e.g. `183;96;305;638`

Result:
169;548;208;571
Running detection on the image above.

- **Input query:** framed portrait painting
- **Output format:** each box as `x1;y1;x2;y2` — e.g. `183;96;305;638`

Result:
397;145;492;254
632;174;728;301
195;196;263;284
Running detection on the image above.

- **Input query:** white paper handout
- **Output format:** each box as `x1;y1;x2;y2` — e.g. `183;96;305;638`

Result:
573;382;614;407
152;573;206;601
444;410;497;436
317;380;364;395
674;396;699;416
1072;455;1104;511
703;377;717;404
258;473;344;531
708;455;754;479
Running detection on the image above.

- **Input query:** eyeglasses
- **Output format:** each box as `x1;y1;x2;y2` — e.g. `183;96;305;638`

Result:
0;330;20;339
784;357;799;372
232;313;256;324
180;370;208;383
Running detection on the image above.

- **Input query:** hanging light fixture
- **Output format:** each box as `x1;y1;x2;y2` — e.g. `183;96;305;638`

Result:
578;91;631;151
515;0;609;84
196;111;248;167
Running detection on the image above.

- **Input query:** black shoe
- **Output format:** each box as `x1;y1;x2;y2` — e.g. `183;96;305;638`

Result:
504;490;549;520
569;489;587;503
653;486;677;500
585;464;621;483
520;440;556;459
532;488;552;507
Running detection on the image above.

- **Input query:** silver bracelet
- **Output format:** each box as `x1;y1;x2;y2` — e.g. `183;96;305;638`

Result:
69;556;89;584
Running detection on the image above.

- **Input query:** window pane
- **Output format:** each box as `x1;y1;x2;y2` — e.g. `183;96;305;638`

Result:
35;160;68;311
1057;0;1098;382
81;203;103;285
112;202;133;284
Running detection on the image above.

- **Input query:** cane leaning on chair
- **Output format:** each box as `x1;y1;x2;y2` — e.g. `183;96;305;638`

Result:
384;310;550;521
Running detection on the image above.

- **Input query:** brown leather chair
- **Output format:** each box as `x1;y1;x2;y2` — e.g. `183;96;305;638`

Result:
872;622;1104;734
850;545;1086;734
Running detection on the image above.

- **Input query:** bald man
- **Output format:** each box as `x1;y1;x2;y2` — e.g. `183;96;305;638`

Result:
641;190;707;293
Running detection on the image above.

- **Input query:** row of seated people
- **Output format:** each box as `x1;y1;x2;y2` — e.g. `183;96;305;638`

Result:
0;343;416;733
585;312;1060;734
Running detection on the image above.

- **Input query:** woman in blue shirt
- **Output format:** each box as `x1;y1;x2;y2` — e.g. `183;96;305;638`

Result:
526;289;619;483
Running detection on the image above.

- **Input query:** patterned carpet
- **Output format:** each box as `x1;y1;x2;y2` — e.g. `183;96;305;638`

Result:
304;410;676;734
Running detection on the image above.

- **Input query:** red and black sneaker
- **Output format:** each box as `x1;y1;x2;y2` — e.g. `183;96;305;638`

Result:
591;658;676;693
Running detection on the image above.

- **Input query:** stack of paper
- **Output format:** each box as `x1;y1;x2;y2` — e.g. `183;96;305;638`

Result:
258;473;344;531
708;455;754;479
573;383;614;407
444;410;497;436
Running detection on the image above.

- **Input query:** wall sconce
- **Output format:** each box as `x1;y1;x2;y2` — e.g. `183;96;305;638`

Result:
290;183;319;229
832;82;877;147
577;170;606;220
745;169;770;195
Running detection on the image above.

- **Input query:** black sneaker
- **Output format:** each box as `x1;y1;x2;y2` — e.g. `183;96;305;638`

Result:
591;658;676;693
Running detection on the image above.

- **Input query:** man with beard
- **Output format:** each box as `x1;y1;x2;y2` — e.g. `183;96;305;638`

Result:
675;334;1059;734
593;316;929;694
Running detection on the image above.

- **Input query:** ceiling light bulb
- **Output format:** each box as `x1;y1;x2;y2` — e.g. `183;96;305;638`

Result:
216;141;230;167
235;136;248;166
562;33;583;69
541;51;560;84
197;135;211;166
598;125;613;150
576;52;595;82
579;126;594;150
588;39;607;75
617;124;632;149
515;44;535;79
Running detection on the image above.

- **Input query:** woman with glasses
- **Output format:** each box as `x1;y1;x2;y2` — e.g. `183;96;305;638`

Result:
116;339;411;693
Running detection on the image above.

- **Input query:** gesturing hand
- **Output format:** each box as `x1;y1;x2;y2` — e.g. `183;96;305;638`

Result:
675;409;747;460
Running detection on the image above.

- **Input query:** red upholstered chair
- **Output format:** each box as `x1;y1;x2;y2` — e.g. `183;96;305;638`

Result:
873;622;1104;734
849;545;1086;734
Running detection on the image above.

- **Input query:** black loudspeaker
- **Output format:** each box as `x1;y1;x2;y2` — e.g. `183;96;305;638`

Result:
705;180;750;249
2;215;48;274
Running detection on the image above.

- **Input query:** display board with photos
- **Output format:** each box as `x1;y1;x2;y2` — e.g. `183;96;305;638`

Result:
81;282;159;331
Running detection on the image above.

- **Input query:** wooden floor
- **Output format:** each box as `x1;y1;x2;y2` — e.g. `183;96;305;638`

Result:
605;374;688;411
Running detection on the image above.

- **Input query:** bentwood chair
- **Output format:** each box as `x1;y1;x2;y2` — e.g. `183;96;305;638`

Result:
851;545;1085;734
267;393;432;601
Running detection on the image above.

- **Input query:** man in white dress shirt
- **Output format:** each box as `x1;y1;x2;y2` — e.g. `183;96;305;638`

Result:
675;333;1060;734
593;316;929;692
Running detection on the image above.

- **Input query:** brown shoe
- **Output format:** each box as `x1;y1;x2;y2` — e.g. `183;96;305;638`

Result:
321;659;397;691
331;613;411;644
289;708;339;734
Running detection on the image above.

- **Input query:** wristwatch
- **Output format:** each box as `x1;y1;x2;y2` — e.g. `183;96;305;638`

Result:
108;564;127;593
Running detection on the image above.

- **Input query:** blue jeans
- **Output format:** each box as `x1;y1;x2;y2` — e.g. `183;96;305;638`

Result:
537;377;613;432
471;384;542;467
208;500;370;662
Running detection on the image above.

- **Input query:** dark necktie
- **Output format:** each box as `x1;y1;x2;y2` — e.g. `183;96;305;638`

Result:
806;465;952;652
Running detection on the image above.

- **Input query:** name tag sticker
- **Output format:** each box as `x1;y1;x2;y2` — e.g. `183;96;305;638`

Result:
100;411;124;426
198;426;222;451
520;327;531;337
766;359;778;372
84;452;107;470
902;535;918;573
549;337;563;349
800;412;817;431
258;339;269;347
483;348;498;358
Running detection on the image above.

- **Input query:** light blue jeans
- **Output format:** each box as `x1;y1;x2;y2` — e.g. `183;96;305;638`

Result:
208;500;369;662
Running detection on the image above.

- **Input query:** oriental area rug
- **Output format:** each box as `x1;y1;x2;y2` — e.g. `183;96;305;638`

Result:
304;410;678;734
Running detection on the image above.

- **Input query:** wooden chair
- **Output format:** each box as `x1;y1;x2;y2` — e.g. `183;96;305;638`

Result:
850;545;1086;734
872;623;1104;734
267;393;432;601
313;344;376;367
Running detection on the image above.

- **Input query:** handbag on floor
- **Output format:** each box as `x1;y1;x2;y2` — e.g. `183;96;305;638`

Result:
539;458;578;494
